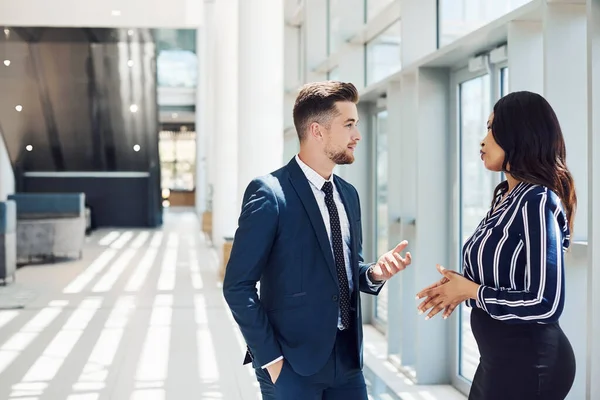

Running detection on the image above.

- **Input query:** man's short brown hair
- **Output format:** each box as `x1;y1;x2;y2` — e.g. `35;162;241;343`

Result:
293;81;359;142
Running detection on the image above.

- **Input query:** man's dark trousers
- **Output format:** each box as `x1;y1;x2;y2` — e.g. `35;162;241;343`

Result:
271;319;366;399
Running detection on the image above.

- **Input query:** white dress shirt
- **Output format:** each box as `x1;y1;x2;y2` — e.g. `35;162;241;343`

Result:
261;156;380;369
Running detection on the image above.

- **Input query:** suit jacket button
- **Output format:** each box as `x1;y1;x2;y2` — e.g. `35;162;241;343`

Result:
332;295;338;302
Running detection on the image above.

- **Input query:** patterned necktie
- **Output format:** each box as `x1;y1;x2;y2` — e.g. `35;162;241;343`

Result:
321;181;350;330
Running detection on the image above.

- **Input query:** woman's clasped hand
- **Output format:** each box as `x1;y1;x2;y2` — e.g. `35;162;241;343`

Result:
415;264;480;320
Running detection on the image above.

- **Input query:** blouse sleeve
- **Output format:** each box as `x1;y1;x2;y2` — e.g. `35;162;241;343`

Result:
476;193;566;323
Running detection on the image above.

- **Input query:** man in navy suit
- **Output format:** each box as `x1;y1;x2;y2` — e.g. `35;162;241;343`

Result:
223;81;411;399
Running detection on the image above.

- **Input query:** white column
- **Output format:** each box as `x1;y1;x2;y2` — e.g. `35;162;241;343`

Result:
413;67;451;384
237;0;284;207
401;0;437;67
384;80;403;357
388;74;419;369
205;3;217;208
195;26;207;216
587;1;600;398
543;1;588;240
198;2;217;218
212;0;239;248
543;3;588;398
507;21;543;93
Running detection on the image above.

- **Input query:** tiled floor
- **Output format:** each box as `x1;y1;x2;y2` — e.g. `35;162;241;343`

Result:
0;209;263;400
0;208;466;400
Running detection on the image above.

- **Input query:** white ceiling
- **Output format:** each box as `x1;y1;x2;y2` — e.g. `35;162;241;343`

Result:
0;0;203;28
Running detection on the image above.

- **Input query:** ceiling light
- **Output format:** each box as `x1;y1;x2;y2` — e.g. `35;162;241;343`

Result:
133;144;140;152
127;60;134;67
26;145;33;152
162;200;170;208
15;105;22;112
128;30;134;36
111;10;121;16
3;60;10;67
171;113;178;119
129;104;138;113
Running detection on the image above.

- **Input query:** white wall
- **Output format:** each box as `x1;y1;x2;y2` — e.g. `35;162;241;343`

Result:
0;132;15;200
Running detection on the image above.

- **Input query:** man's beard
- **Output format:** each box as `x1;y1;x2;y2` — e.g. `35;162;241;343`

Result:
326;146;354;165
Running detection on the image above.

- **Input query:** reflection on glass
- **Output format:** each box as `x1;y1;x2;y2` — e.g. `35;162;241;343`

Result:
366;20;401;85
157;50;197;88
159;130;196;191
438;0;531;47
366;0;396;21
375;110;389;326
458;74;498;382
154;29;198;88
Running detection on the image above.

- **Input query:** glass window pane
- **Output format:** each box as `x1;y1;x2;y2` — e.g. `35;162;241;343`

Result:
155;29;198;88
159;130;196;191
157;50;198;88
366;20;401;86
375;110;389;326
458;74;499;381
366;0;395;21
438;0;531;47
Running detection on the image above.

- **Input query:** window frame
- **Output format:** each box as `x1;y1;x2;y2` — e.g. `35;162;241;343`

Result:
371;106;390;333
449;62;506;395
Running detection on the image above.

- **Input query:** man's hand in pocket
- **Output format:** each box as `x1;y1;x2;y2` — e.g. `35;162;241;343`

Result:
267;359;284;384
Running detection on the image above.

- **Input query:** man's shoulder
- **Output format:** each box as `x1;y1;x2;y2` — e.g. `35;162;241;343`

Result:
246;165;289;196
333;174;359;196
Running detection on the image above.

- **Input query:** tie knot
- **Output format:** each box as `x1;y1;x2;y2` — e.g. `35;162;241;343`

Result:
321;181;333;196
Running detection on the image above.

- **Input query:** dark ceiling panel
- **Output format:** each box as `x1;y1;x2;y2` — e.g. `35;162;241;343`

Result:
0;27;158;172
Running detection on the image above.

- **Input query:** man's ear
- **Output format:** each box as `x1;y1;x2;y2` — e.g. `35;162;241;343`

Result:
309;122;324;141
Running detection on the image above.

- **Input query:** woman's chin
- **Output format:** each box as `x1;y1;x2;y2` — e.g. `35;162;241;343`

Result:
482;160;502;172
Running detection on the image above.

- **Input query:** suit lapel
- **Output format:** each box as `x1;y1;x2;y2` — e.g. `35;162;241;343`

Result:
287;159;337;281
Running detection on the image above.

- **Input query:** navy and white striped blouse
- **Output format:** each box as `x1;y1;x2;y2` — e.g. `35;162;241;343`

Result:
463;181;570;324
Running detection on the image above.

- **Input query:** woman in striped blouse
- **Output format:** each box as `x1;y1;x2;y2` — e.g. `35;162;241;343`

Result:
416;91;576;399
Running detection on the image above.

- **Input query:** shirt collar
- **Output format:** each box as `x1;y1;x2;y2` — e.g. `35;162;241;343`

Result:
295;154;333;191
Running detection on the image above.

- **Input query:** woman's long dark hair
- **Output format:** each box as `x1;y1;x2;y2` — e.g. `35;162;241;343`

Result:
490;91;577;232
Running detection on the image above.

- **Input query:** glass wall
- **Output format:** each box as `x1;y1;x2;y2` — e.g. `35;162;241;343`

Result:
438;0;531;47
455;66;508;383
365;20;401;85
154;29;198;88
374;110;389;328
457;74;495;381
159;130;196;191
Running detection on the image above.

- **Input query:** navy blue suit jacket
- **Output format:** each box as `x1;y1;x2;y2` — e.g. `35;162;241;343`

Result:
222;157;384;377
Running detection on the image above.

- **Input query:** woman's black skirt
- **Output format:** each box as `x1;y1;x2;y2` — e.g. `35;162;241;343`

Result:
468;308;576;400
